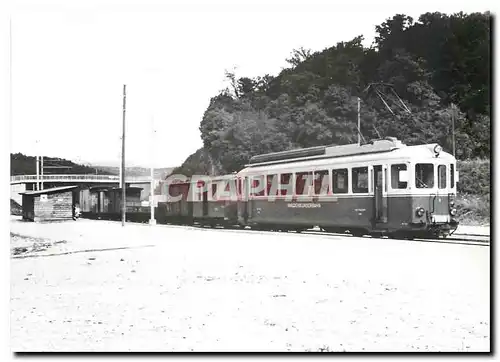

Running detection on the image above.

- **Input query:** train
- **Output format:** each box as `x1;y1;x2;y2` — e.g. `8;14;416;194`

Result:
79;137;459;239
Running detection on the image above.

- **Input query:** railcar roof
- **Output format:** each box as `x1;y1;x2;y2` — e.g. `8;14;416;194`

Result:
247;137;405;167
239;142;455;175
163;173;237;185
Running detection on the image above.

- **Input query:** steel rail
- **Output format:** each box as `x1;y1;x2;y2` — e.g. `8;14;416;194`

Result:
78;217;489;246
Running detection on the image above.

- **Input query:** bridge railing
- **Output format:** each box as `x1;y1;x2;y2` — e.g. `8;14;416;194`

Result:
10;174;152;183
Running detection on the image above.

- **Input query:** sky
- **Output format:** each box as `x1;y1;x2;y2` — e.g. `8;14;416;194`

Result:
8;0;494;168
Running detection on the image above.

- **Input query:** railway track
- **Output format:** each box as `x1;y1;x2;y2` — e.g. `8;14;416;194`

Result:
155;220;490;246
300;229;490;246
79;216;490;246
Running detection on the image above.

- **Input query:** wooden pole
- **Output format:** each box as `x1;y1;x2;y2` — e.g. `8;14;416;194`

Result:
119;156;122;188
150;116;156;225
452;103;456;157
40;155;44;190
357;97;361;146
36;155;39;191
121;85;126;226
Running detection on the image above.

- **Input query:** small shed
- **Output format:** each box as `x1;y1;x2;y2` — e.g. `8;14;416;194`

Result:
19;185;78;222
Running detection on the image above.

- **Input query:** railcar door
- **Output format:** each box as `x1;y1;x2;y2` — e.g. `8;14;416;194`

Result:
185;183;193;220
433;164;450;222
372;165;388;226
245;177;252;221
202;186;208;217
242;177;249;222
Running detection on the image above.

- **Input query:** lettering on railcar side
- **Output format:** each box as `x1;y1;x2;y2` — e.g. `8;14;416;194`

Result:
287;203;322;209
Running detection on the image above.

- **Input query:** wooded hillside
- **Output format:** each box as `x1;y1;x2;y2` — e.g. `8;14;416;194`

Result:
174;11;490;176
10;153;116;176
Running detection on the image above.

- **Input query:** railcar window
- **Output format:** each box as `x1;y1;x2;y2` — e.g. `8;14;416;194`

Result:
267;174;278;196
450;164;455;188
314;170;329;195
391;164;408;189
352;167;369;193
438;165;446;189
295;172;312;196
280;173;292;195
251;176;265;196
332;169;348;193
211;183;218;198
415;164;434;188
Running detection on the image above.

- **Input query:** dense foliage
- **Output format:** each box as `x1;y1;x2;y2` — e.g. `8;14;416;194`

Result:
173;11;490;176
455;159;490;224
171;148;222;176
457;159;490;196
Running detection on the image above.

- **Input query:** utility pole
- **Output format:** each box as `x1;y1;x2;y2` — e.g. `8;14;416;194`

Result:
121;85;127;226
41;155;44;190
119;155;122;188
9;18;13;148
357;97;361;146
451;103;456;157
36;155;39;191
150;116;156;225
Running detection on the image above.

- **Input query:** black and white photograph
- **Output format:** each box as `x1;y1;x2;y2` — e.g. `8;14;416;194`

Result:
5;0;492;353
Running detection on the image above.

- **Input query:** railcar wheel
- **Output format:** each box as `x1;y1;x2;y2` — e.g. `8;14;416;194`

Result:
351;229;366;237
392;231;415;240
402;232;415;240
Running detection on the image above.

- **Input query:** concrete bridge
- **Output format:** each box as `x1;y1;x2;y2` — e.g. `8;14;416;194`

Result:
10;174;151;185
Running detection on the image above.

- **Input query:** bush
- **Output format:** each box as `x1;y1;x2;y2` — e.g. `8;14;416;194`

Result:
455;193;490;226
457;159;490;196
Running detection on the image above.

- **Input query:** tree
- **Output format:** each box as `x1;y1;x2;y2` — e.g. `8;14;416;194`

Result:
176;10;490;175
285;47;313;68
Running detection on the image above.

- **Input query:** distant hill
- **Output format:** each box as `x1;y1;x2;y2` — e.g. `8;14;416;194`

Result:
11;152;176;180
10;153;117;176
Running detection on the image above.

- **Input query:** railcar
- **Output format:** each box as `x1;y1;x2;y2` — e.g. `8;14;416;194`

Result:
79;186;150;222
236;137;458;238
157;175;238;226
191;174;238;226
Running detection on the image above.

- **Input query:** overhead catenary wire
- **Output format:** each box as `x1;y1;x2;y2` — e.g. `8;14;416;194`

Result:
390;87;412;114
373;125;382;139
361;82;421;139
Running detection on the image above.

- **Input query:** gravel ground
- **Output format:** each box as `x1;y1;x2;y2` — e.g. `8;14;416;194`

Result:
455;225;490;236
10;218;490;352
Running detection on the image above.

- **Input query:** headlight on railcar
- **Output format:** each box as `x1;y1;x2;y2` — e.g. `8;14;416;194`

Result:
450;208;457;216
416;207;425;217
449;199;455;207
